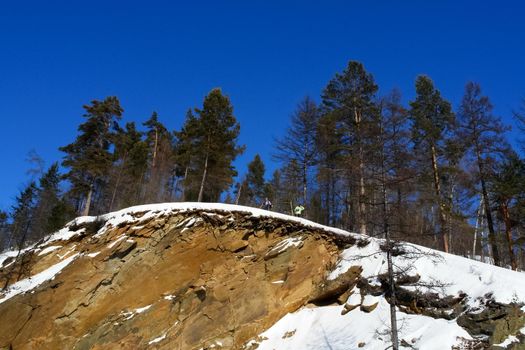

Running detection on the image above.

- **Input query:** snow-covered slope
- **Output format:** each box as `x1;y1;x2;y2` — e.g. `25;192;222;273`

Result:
1;203;524;349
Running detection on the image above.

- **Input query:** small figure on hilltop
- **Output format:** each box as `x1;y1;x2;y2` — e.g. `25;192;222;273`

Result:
294;204;305;217
262;197;272;211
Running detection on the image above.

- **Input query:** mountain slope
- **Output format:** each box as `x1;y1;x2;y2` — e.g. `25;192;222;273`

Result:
0;203;524;349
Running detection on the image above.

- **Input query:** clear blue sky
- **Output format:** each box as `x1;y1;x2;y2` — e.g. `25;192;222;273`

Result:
1;1;524;210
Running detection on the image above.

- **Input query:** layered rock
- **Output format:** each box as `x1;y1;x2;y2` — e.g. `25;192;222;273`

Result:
0;207;352;349
0;204;524;349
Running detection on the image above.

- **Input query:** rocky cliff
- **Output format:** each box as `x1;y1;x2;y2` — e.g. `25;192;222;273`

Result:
0;203;524;349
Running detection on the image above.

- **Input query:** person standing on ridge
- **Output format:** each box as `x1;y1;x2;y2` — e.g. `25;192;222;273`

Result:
262;197;272;211
294;204;305;217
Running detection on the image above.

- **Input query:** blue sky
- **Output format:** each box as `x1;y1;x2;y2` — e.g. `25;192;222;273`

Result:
1;1;524;210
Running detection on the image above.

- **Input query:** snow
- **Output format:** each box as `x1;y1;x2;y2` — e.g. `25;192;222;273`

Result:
37;245;62;256
163;295;176;300
0;249;22;267
45;216;93;243
86;252;100;258
0;254;78;304
107;235;126;249
329;238;525;306
249;299;472;350
148;333;167;344
135;304;152;313
84;202;356;242
267;237;303;256
346;287;361;306
494;335;519;347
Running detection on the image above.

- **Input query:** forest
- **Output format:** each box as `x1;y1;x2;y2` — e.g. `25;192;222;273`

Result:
1;60;524;271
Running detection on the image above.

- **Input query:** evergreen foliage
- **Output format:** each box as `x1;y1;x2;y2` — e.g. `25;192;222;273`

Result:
59;96;123;216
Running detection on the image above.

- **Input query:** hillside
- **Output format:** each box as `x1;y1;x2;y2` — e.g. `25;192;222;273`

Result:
0;203;524;349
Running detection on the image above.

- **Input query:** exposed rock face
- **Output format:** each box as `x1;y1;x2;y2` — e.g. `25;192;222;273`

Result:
0;208;351;349
0;205;523;349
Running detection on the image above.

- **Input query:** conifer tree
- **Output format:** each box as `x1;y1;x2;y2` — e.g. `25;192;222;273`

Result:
0;211;9;251
409;76;455;252
378;90;413;239
267;169;286;213
2;183;37;290
108;122;148;210
322;61;379;234
275;97;319;205
243;154;266;206
490;152;525;270
281;160;303;215
189;88;244;202
142;112;175;203
458;82;510;265
60;97;123;216
31;163;63;240
10;182;37;249
173;110;200;201
316;113;345;226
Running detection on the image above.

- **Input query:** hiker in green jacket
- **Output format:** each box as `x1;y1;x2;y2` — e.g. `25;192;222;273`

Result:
294;204;305;217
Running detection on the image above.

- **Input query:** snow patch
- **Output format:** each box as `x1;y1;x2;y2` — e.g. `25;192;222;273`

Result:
249;298;472;350
266;237;303;258
107;235;127;249
494;335;519;347
148;333;167;344
0;254;78;304
37;245;62;256
135;304;152;313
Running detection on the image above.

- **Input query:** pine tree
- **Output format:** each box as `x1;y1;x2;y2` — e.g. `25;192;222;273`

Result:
108;122;148;210
10;182;37;249
316;113;345;226
0;211;9;251
321;60;379;234
275;97;319;205
458;82;509;265
31;163;63;240
142;112;175;203
60;97;123;216
267;170;286;213
3;182;37;290
243;154;266;206
280;160;303;215
378;90;413;239
490;152;525;270
173;109;200;201
409;76;455;253
187;88;244;202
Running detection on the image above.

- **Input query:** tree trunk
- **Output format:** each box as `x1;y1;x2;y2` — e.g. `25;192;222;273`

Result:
379;116;399;349
430;144;449;252
182;166;189;202
197;153;209;203
152;127;158;168
500;201;517;270
472;197;483;258
82;182;94;216
354;108;367;235
109;154;128;212
476;149;500;266
235;182;242;205
302;159;307;207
